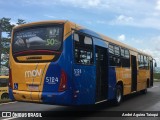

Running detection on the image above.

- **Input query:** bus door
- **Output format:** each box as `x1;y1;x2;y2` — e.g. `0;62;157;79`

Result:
131;55;137;92
95;46;108;102
150;60;153;87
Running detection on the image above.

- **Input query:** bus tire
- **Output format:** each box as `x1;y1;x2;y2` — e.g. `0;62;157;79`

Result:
141;89;147;94
1;93;9;100
113;85;122;106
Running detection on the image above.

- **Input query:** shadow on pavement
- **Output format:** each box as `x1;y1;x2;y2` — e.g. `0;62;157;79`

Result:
41;91;148;118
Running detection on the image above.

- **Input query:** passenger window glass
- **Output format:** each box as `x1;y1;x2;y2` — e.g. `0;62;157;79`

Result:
121;48;125;57
109;45;114;54
115;46;120;56
109;44;121;67
121;48;130;67
84;36;92;45
140;55;144;69
125;50;129;58
139;55;149;70
146;57;149;69
74;33;79;42
74;33;93;65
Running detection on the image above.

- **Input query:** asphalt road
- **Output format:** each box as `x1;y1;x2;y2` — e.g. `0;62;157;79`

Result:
0;82;160;120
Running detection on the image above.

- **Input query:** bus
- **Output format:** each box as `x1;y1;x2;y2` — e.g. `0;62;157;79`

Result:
9;20;154;105
0;76;9;100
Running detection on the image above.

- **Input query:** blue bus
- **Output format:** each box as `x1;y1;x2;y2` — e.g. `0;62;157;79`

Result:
9;20;154;105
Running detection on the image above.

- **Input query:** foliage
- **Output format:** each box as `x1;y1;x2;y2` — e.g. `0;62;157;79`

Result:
17;19;26;25
0;17;26;69
154;73;160;80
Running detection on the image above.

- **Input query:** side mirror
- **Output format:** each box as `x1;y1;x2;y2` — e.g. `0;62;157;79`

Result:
154;62;157;67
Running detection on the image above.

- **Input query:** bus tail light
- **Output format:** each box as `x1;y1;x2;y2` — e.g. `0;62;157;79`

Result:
9;68;13;89
58;70;67;92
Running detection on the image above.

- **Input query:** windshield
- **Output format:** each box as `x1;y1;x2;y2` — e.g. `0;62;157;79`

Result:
12;26;63;54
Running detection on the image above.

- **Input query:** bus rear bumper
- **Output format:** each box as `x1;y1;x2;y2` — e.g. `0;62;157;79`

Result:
9;89;73;105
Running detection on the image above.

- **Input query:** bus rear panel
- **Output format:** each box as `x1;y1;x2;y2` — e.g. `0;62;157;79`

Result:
9;21;75;105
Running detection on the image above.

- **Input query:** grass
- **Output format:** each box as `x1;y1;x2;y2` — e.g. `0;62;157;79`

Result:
154;79;160;82
154;73;160;79
154;73;160;82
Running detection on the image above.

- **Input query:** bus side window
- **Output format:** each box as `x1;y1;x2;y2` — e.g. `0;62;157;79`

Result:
109;44;116;66
109;44;121;67
114;46;121;66
144;56;149;70
121;48;130;68
138;54;141;68
121;48;125;67
74;33;93;65
139;55;144;69
124;49;130;67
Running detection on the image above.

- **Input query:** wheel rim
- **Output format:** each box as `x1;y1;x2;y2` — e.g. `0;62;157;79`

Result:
117;89;121;103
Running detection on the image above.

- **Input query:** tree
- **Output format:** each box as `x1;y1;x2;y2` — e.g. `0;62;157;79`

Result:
0;18;15;37
1;37;10;68
0;17;26;74
17;19;26;25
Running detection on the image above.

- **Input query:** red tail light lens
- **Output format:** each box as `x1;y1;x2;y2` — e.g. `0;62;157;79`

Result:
9;68;13;89
58;70;67;92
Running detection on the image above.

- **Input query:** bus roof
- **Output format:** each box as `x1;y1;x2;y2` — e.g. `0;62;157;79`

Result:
13;20;152;58
13;20;67;30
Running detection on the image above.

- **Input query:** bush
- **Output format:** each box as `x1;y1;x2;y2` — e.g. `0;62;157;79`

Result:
154;73;160;80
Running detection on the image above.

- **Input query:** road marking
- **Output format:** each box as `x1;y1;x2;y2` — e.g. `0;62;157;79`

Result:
0;101;17;106
1;117;18;120
95;99;107;104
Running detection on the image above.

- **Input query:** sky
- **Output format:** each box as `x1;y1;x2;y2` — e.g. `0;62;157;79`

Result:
0;0;160;66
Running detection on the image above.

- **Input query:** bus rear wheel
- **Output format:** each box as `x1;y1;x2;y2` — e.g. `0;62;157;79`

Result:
113;85;122;106
1;93;9;100
141;89;147;94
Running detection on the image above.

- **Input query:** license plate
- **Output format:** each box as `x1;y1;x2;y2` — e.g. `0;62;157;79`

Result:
28;85;39;91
